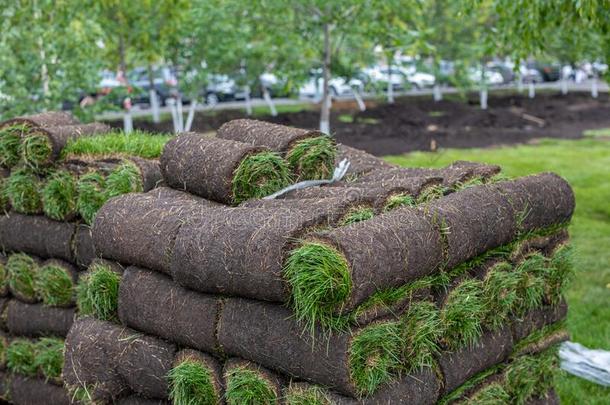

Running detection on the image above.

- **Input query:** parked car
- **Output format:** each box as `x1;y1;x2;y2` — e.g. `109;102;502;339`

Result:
399;66;436;89
203;74;241;105
362;66;406;91
487;62;515;84
127;66;179;105
468;68;504;85
298;70;364;99
526;61;561;82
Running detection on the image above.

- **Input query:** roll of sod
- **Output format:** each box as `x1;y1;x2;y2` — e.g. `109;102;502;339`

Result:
336;144;395;178
0;255;8;297
9;374;72;405
5;168;43;214
104;157;163;198
35;259;78;307
64;317;176;402
0;298;9;330
0;333;7;369
285;206;442;326
33;337;65;383
160;133;292;204
6;339;37;376
0;111;79;129
6;300;75;337
218;298;403;397
218;119;337;180
171;199;373;302
21;122;110;168
147;185;212;202
0;170;10;213
93;191;216;274
509;228;569;263
6;253;40;303
424;184;519;270
438;327;514;395
76;170;107;225
73;223;96;269
169;349;224;405
224;358;283;405
119;267;220;353
494;173;575;233
283;382;337;405
504;348;561;405
76;260;123;321
42;169;78;221
399;300;443;373
0;123;27;167
0;214;76;261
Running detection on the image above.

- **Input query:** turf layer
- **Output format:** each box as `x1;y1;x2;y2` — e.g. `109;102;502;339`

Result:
6;169;43;214
105;161;144;198
7;253;38;302
35;263;75;307
76;264;121;321
231;151;292;203
168;358;219;405
0;124;26;167
62;131;171;159
76;171;107;225
42;170;78;221
286;135;336;180
224;365;278;405
22;133;52;169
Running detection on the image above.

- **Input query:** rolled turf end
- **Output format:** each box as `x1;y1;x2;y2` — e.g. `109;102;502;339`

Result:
231;151;292;204
401;301;442;372
545;244;574;304
286;136;336;181
0;177;10;213
383;192;416;212
76;171;107;225
284;384;331;405
22;133;52;168
416;184;447;204
225;365;278;405
505;348;559;404
284;241;352;332
464;382;510;405
7;253;38;302
0;259;8;295
440;279;486;350
6;169;43;214
42;170;78;221
35;264;75;307
7;339;37;376
339;207;375;226
168;358;219;405
76;265;120;321
33;337;64;381
0;124;26;167
481;263;521;330
105;161;144;198
349;321;403;395
514;254;547;316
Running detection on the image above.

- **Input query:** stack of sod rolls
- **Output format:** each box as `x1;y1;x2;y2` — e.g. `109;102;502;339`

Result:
62;119;574;404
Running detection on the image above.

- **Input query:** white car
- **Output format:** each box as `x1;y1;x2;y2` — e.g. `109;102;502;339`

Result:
362;66;406;91
468;68;504;85
298;74;363;99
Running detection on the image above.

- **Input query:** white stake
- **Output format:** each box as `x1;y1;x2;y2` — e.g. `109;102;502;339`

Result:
262;87;277;116
528;81;535;98
244;85;253;116
353;88;366;111
123;111;133;134
433;84;442;101
150;89;160;123
480;87;488;110
184;99;197;132
592;77;598;98
176;97;184;132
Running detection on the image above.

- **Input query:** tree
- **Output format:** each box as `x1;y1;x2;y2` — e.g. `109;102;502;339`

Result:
0;0;104;119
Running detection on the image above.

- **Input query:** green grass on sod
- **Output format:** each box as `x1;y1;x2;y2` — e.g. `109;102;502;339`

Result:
42;170;78;221
76;264;121;321
35;264;74;307
0;124;27;167
6;253;38;301
168;359;220;405
225;366;278;405
22;133;52;168
6;339;37;376
6;168;43;214
385;137;610;403
286;136;336;180
61;130;171;159
76;171;107;225
231;151;293;204
33;338;64;380
105;161;143;198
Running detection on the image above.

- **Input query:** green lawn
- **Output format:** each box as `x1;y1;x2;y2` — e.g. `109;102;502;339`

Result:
385;137;610;404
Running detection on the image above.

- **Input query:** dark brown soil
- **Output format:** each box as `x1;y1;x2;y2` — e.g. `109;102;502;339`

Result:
9;374;72;405
107;92;610;156
1;111;79;130
511;300;568;342
6;300;75;337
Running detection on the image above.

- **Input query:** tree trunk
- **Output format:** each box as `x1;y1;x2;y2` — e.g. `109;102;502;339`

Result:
168;98;180;133
262;86;277;116
528;81;535;98
184;99;197;132
320;22;332;134
561;73;568;95
244;85;253;116
517;72;524;93
387;54;394;104
353;88;366;111
176;97;184;131
123;110;133;134
148;65;160;123
118;36;127;79
480;63;488;110
591;72;598;98
433;83;442;102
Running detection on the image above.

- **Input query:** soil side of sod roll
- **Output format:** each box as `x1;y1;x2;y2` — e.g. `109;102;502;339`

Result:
423;183;518;270
172;198;374;302
170;349;224;405
9;374;72;405
72;224;96;269
6;300;75;337
0;111;79;129
329;367;441;405
438;326;514;395
93;192;217;274
117;395;171;405
119;267;220;354
293;205;443;316
160;133;291;204
0;213;76;262
493;173;575;233
22;123;111;167
147;185;214;203
218;298;401;398
224;357;284;405
336;144;396;178
0;255;8;297
64;317;177;402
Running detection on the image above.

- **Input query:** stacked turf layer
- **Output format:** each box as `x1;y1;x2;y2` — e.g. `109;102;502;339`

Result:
57;120;577;404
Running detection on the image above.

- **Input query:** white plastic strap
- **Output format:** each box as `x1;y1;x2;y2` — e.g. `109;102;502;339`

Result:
560;341;610;387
